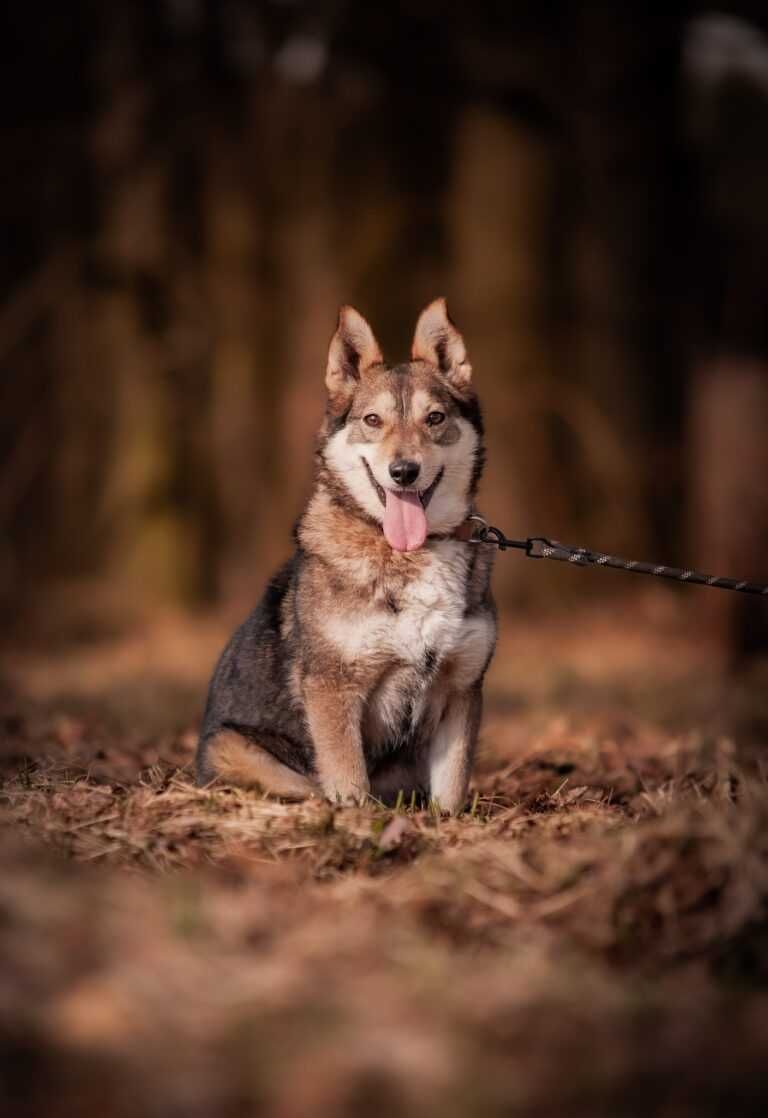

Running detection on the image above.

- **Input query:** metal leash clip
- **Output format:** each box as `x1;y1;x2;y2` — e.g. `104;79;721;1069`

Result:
465;515;491;544
467;516;529;552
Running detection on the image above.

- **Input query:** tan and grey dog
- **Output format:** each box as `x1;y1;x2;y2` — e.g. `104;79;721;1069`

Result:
196;299;496;812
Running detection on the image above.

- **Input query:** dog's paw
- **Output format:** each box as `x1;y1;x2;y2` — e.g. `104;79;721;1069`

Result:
322;777;371;807
426;793;466;817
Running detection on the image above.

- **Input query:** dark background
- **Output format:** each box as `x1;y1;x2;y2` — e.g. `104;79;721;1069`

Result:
2;0;768;659
3;8;768;1116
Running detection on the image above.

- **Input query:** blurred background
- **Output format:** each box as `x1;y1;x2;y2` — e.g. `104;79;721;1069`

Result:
2;0;768;664
4;9;768;1115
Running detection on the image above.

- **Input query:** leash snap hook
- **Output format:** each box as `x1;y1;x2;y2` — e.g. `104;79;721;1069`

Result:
466;514;490;545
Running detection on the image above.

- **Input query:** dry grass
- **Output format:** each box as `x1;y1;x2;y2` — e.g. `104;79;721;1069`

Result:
2;596;768;1116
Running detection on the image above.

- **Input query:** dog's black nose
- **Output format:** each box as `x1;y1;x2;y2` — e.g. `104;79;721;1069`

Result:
389;459;421;487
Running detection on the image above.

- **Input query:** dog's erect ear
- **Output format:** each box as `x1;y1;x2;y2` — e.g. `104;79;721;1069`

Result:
326;306;384;401
411;298;472;388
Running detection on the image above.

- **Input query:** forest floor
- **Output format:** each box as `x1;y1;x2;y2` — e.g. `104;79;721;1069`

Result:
2;590;768;1117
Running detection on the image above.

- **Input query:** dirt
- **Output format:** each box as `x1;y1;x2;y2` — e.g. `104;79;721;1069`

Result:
1;593;768;1117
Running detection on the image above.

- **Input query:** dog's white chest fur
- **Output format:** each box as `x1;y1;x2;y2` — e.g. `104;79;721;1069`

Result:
324;541;467;660
322;540;495;749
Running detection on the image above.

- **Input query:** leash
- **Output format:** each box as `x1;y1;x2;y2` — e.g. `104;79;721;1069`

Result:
465;516;768;597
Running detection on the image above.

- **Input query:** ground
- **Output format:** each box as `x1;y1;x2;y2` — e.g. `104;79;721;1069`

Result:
1;589;768;1117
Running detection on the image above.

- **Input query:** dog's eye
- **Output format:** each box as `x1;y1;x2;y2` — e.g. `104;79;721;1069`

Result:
363;413;382;428
426;411;445;427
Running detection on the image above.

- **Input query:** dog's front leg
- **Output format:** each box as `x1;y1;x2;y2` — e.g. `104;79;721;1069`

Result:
303;678;369;805
427;687;482;814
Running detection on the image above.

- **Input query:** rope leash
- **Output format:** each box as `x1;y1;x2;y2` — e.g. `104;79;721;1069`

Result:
466;517;768;597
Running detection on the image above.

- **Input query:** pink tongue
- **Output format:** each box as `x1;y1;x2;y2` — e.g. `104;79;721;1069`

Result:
383;490;427;552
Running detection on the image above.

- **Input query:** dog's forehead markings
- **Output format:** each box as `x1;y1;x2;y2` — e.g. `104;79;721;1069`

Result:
385;364;413;419
411;388;435;417
362;362;455;422
368;388;397;417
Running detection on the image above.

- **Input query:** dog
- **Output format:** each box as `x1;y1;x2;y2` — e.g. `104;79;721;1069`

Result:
196;298;496;813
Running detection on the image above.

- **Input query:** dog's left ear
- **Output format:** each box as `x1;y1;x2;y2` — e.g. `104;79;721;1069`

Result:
411;298;472;388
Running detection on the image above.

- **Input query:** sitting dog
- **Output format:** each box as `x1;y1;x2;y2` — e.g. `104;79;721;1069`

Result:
196;298;496;813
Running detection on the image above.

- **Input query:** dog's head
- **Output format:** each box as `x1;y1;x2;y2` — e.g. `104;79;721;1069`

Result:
321;299;484;551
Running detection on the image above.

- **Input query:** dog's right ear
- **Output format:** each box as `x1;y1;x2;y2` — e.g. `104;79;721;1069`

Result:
326;306;383;404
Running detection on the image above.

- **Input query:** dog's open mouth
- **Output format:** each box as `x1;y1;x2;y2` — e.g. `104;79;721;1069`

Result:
362;460;443;552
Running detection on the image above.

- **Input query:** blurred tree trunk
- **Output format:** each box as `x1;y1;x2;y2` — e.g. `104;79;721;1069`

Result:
450;106;563;605
688;361;768;658
206;136;266;603
332;4;459;353
99;156;194;605
269;88;341;558
686;30;768;662
87;4;206;611
51;265;108;576
562;6;688;556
